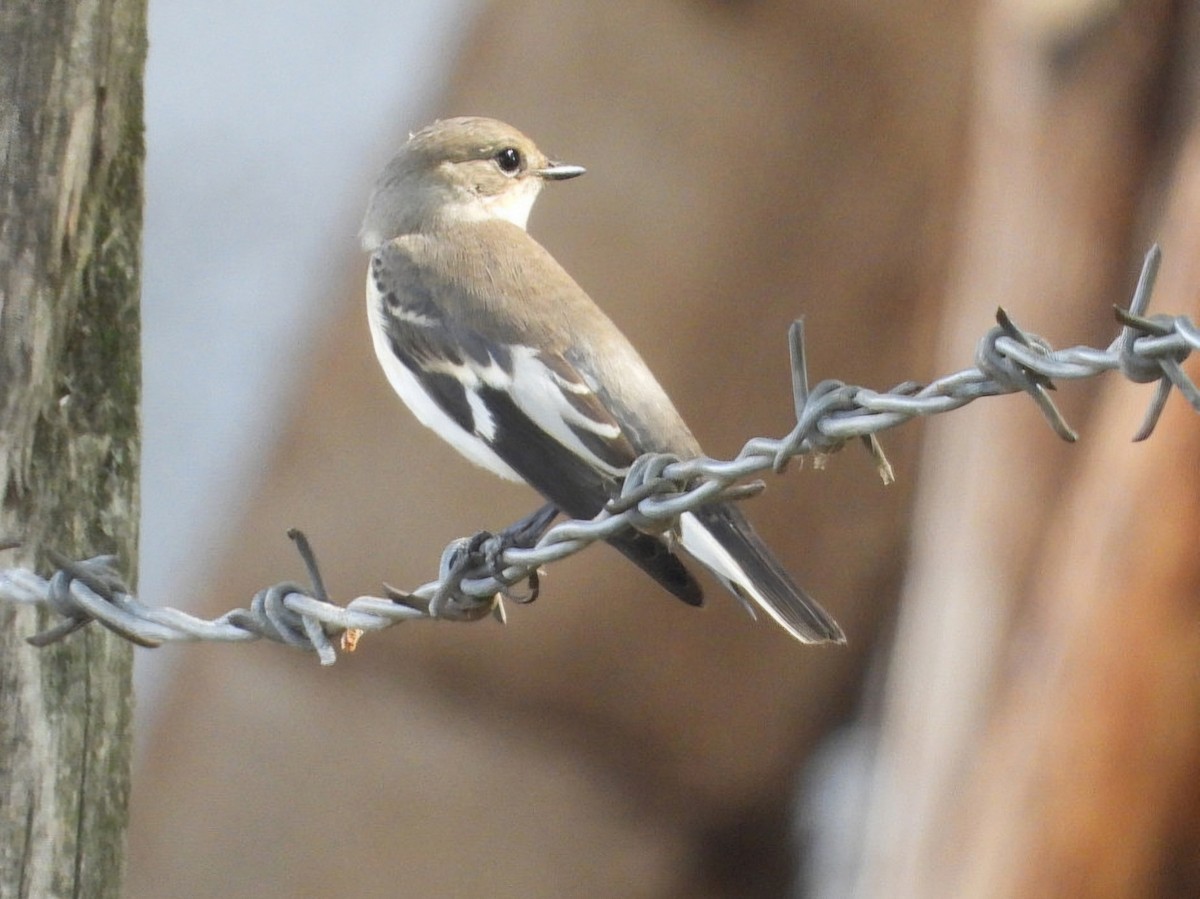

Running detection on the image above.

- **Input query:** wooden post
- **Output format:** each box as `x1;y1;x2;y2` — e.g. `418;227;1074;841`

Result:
0;1;146;896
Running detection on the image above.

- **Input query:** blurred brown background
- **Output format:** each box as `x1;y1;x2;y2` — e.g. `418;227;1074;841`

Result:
128;1;1200;897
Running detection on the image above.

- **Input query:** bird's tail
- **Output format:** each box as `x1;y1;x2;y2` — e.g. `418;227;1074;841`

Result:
678;503;845;644
607;530;704;607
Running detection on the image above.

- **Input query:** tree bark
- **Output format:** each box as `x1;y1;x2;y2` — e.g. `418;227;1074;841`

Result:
0;1;146;897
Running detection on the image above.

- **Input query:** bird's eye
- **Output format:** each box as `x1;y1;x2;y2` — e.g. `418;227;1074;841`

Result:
494;147;522;175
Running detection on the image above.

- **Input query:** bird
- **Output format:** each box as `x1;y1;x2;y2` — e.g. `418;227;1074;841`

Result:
359;116;844;644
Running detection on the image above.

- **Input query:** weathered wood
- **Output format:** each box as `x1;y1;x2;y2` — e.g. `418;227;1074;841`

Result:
857;1;1200;896
0;1;146;896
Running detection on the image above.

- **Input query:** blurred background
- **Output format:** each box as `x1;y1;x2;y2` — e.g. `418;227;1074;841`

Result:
129;1;1200;897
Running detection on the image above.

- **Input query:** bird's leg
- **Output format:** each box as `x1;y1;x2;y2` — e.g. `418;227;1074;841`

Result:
469;502;559;603
500;502;560;548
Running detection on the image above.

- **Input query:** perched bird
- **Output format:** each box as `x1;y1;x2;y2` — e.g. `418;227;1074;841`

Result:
360;116;844;644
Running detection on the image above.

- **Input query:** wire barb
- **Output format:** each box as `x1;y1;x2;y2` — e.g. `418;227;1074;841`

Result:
1;246;1197;662
977;307;1078;441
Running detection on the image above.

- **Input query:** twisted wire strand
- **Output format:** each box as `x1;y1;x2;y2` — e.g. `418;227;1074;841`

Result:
2;246;1197;664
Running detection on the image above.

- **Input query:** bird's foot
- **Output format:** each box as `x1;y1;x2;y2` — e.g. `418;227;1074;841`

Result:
469;503;558;604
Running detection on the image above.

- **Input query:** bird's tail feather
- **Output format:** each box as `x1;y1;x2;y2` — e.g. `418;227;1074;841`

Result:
679;503;844;644
607;531;704;607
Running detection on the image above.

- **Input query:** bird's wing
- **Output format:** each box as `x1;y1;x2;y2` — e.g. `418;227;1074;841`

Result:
371;242;636;515
370;238;703;604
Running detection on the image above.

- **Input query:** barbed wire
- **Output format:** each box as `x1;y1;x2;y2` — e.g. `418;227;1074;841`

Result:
2;246;1197;664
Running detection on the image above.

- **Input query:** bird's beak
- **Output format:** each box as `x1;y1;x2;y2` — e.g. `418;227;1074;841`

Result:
537;161;586;181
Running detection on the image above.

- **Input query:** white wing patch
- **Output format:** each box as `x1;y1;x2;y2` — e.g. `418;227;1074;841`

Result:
505;346;627;477
390;306;439;327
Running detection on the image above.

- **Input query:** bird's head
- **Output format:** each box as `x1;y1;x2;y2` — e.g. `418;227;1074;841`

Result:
360;116;585;250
